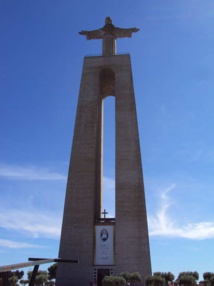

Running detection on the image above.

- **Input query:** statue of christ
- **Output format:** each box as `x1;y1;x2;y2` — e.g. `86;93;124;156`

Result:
79;17;139;56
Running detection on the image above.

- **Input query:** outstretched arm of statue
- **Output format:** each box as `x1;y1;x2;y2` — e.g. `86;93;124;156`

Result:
79;29;104;40
114;27;140;38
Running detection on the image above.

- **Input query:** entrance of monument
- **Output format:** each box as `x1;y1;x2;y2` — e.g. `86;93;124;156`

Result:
97;269;110;286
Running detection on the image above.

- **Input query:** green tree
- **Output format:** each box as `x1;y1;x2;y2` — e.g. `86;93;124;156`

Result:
14;271;24;280
153;272;174;285
145;275;154;286
46;281;55;286
8;270;24;286
27;270;48;286
177;275;196;286
178;272;199;281
120;272;141;285
210;276;214;286
130;272;142;284
8;275;18;286
120;272;131;282
145;275;165;286
47;263;57;281
102;276;126;286
203;273;214;281
19;279;29;286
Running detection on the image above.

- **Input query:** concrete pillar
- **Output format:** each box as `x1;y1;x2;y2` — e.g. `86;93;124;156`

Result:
56;54;151;286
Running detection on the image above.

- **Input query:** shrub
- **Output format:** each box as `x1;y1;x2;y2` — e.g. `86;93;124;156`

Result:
203;273;214;281
153;272;175;283
120;272;142;285
102;276;126;286
210;276;214;286
145;275;165;286
120;272;131;282
178;272;199;281
130;272;142;284
177;275;196;286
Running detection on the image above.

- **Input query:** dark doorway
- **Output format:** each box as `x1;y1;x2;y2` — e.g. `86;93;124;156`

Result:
97;269;110;286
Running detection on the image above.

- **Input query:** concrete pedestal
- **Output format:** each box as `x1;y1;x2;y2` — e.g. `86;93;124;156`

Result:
56;54;151;286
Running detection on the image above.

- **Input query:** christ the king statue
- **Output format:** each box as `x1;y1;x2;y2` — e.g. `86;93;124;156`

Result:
79;17;139;56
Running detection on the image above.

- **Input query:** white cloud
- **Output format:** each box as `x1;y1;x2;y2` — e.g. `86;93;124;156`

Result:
148;184;214;240
149;184;176;233
0;239;43;249
181;222;214;240
0;174;115;239
0;208;61;239
0;164;66;180
2;172;213;241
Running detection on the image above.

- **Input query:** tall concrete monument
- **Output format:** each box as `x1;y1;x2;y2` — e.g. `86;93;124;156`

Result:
56;17;151;286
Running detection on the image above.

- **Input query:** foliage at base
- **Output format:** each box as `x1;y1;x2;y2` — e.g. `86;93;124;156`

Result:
120;272;142;284
145;275;165;286
178;272;199;282
153;272;175;283
102;276;126;286
177;275;196;286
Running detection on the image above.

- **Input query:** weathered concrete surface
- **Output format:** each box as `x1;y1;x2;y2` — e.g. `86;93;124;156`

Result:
56;54;151;286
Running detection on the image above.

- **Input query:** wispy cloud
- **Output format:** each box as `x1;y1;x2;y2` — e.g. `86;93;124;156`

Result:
0;180;114;242
149;184;176;233
0;208;61;239
0;164;66;180
148;184;214;240
0;239;43;249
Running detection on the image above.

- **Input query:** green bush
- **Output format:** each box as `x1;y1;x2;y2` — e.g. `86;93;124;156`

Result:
177;275;196;286
120;272;142;284
130;272;142;283
145;275;165;286
102;276;126;286
210;276;214;286
120;272;131;282
178;272;199;281
153;272;175;283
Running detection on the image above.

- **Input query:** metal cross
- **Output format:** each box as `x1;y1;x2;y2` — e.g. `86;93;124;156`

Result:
102;209;108;219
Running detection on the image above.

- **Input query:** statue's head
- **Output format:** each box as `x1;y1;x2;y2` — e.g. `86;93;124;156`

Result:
105;17;112;25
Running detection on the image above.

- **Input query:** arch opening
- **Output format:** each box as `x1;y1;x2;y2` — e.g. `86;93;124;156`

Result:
99;68;115;98
102;96;115;218
99;68;116;219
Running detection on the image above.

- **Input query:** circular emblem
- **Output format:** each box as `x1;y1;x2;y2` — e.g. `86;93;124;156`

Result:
100;229;108;241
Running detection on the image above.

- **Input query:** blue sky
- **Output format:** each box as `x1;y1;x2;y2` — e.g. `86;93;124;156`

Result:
1;0;214;280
